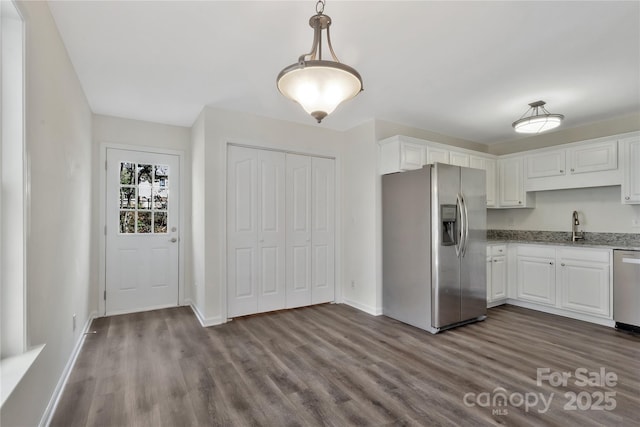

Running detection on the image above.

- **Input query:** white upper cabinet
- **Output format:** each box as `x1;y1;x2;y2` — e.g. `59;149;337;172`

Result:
449;151;470;167
568;140;617;174
471;156;497;207
379;138;424;174
426;146;450;165
621;137;640;204
498;157;534;208
526;149;566;179
525;137;622;192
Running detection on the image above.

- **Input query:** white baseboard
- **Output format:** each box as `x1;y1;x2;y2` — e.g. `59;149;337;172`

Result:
39;311;98;427
343;299;383;316
505;299;615;328
185;299;223;327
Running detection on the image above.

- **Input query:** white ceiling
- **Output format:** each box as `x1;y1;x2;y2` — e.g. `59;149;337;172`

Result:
48;1;640;144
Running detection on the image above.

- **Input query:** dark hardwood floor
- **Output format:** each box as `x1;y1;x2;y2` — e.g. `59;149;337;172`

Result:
51;304;640;426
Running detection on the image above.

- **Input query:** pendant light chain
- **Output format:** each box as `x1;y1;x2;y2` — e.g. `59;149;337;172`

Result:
316;0;325;15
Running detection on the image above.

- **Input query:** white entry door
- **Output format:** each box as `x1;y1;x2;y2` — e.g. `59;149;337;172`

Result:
105;148;180;315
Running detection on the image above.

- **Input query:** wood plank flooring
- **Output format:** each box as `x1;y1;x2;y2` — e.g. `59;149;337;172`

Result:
51;304;640;426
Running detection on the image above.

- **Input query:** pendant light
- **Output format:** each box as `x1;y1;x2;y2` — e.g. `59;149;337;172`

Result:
512;101;565;134
276;0;363;123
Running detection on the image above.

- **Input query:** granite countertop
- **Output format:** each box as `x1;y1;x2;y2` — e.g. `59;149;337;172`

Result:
487;230;640;251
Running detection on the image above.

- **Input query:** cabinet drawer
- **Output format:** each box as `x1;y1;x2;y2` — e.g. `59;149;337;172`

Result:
516;244;556;258
557;247;610;264
490;245;507;256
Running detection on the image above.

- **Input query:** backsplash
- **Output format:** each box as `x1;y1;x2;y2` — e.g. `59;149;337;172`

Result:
487;229;640;247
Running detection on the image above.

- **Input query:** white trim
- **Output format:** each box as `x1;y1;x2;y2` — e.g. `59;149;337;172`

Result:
342;299;383;316
38;311;97;427
488;299;507;308
103;304;181;318
98;143;185;316
0;345;44;408
185;299;223;327
505;300;615;327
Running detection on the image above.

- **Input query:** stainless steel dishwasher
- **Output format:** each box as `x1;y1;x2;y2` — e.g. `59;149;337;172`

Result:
613;250;640;332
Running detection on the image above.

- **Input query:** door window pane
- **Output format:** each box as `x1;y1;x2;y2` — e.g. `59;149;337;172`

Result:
138;164;153;184
120;187;136;209
153;188;168;210
120;211;135;233
120;162;135;185
154;212;167;233
137;212;152;233
154;165;169;187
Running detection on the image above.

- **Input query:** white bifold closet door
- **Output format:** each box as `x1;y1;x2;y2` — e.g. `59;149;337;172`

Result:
228;146;335;317
285;154;336;308
227;146;286;317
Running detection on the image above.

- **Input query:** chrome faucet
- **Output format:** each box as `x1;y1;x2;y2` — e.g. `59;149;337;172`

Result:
572;211;584;242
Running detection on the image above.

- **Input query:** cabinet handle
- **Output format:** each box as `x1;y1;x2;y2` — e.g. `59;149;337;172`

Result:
561;263;565;266
560;170;564;173
549;261;554;265
570;168;575;172
494;259;498;262
625;196;630;200
518;201;522;204
498;249;503;253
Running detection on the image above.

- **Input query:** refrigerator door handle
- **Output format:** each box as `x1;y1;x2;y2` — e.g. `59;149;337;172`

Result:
456;193;466;258
460;193;470;257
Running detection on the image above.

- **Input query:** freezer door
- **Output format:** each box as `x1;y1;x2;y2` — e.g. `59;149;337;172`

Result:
382;167;432;330
460;167;487;321
432;163;462;328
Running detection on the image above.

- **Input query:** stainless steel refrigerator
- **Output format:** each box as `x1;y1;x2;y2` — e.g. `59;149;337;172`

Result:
382;163;487;333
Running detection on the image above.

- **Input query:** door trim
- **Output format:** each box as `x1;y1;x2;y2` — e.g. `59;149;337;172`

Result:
98;142;185;316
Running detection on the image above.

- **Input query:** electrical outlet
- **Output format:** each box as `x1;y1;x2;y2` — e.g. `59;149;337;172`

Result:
73;314;76;331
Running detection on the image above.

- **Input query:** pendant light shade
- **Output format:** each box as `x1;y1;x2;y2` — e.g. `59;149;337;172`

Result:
277;1;363;123
512;101;564;134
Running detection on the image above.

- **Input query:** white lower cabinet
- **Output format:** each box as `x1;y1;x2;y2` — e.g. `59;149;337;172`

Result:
487;245;507;304
510;244;612;321
516;246;556;306
557;248;610;317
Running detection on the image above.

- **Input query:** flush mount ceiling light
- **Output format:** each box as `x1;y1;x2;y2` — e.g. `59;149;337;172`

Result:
512;101;565;134
276;0;363;123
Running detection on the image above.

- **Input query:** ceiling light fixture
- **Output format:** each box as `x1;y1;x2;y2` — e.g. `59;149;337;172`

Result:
512;101;565;134
276;0;363;123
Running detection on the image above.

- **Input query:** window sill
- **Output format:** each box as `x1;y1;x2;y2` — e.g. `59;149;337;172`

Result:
0;344;45;408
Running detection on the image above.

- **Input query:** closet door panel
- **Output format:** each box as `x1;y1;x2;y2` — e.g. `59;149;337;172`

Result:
286;154;312;308
312;157;335;304
227;146;259;317
257;150;286;312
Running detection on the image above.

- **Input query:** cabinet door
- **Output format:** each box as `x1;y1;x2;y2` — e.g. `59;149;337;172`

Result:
399;142;424;170
622;138;640;204
257;150;286;313
568;140;617;174
559;260;610;317
426;146;449;164
311;157;335;304
227;146;259;317
491;255;507;300
485;159;497;208
450;151;470;167
486;255;492;302
499;157;524;207
526;150;566;179
470;156;496;208
286;154;312;308
516;255;556;305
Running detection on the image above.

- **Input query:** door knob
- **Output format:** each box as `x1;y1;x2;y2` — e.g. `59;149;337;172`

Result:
561;263;565;266
170;237;178;243
549;261;554;265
